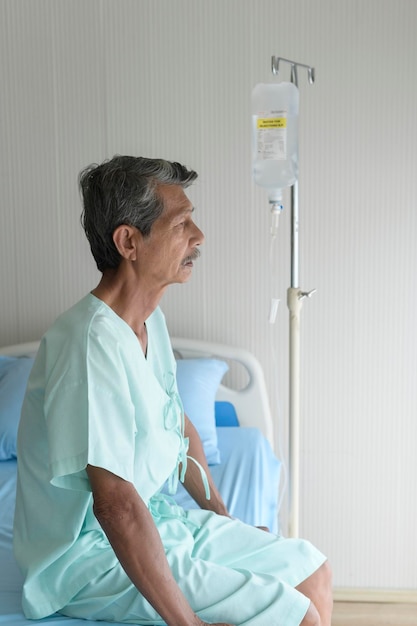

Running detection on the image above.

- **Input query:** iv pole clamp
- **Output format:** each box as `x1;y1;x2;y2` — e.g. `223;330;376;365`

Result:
272;56;315;539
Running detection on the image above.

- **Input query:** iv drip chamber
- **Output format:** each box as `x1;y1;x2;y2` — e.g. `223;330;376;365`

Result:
252;81;299;203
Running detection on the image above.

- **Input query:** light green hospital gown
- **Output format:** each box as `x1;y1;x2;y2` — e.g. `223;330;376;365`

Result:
14;294;326;626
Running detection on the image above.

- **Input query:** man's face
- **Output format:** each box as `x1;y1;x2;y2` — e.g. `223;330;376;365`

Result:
138;184;204;287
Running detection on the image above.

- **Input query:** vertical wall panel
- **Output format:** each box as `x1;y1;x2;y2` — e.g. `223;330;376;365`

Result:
0;0;416;590
0;1;18;334
1;1;62;340
50;0;106;310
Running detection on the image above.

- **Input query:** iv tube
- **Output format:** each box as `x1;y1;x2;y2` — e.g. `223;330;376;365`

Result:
268;205;281;323
270;201;282;238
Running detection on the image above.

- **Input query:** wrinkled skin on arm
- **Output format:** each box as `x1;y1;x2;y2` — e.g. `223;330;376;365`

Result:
87;464;235;626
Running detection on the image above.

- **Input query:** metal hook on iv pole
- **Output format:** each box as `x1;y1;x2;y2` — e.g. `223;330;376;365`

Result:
270;56;315;539
271;56;315;85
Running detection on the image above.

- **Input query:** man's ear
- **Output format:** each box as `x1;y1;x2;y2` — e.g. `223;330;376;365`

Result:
112;225;140;262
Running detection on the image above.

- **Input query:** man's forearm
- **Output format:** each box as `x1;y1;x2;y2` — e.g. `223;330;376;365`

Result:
182;415;229;517
87;465;200;626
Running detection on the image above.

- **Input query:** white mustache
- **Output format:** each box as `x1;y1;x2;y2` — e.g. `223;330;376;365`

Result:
182;249;201;265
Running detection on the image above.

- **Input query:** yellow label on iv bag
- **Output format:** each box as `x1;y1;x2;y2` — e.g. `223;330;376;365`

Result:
255;112;288;160
257;117;287;129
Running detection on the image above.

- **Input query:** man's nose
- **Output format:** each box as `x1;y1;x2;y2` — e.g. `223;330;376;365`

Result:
193;223;205;245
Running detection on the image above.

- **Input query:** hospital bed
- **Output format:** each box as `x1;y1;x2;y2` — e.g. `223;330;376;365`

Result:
0;337;281;626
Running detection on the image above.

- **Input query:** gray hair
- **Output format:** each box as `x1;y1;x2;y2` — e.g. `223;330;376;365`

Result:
79;155;198;272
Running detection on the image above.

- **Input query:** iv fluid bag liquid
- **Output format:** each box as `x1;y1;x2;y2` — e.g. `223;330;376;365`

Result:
252;81;299;203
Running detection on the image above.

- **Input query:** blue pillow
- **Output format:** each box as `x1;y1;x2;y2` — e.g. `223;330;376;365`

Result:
214;401;239;427
176;358;228;465
0;356;34;460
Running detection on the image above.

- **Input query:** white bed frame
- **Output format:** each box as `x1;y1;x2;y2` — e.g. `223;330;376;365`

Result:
0;338;274;447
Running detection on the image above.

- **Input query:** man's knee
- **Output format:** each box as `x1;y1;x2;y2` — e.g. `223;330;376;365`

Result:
321;559;333;585
296;560;333;625
296;559;332;595
300;602;321;626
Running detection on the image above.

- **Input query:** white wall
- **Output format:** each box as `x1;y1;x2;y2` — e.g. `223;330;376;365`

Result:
1;0;416;592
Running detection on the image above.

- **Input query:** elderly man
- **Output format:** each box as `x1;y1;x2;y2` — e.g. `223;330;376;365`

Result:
14;156;332;626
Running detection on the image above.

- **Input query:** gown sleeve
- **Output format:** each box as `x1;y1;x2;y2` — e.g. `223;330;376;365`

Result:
45;318;137;491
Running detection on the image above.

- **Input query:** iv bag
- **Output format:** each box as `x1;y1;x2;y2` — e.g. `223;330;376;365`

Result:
252;81;299;203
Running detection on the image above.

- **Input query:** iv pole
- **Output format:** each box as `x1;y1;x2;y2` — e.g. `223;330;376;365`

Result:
271;56;315;539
